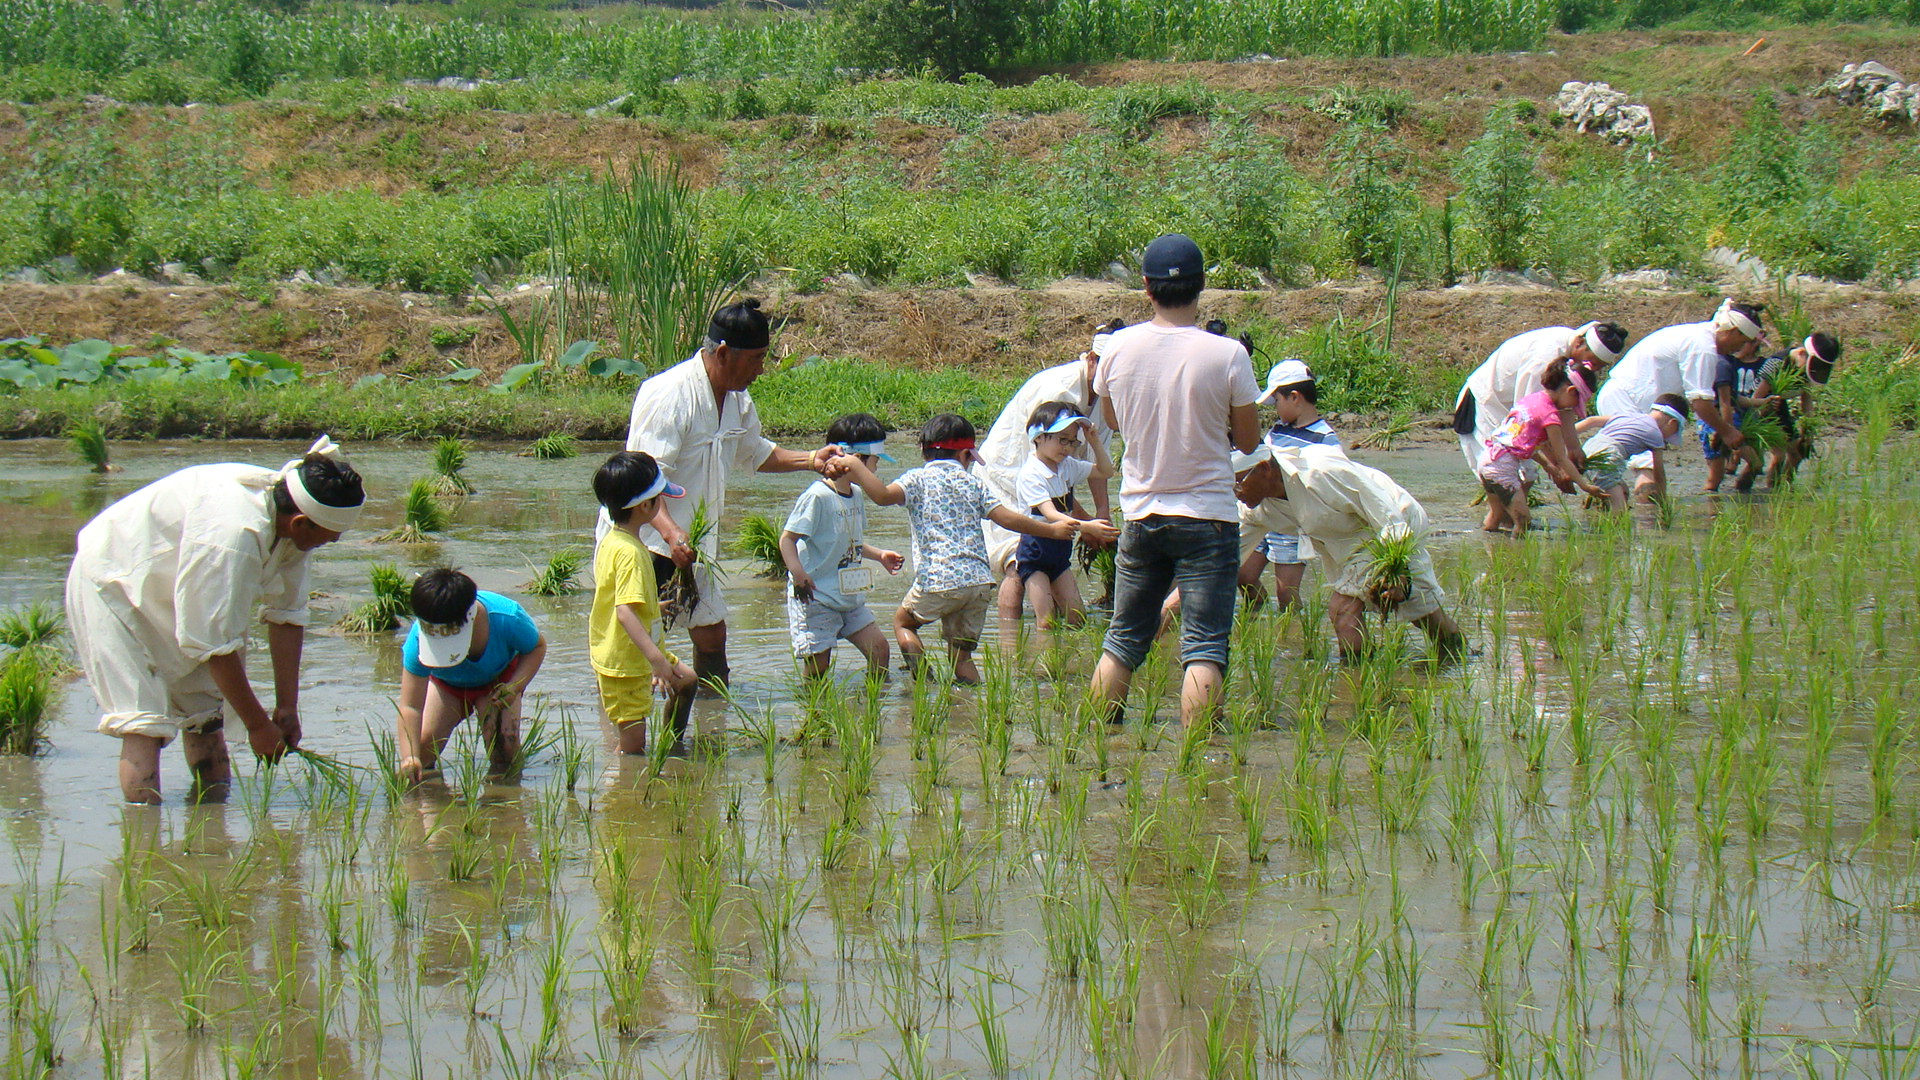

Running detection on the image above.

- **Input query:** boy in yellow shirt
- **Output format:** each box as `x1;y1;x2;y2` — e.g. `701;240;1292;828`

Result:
591;451;698;754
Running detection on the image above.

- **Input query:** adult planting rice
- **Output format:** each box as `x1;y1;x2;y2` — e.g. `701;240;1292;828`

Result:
1232;444;1465;662
1453;321;1627;475
979;320;1121;640
1087;234;1262;729
1594;299;1765;493
64;436;367;804
616;299;840;693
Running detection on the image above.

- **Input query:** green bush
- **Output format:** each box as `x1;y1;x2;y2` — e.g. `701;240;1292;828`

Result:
832;0;1047;78
1325;125;1417;271
1456;103;1541;272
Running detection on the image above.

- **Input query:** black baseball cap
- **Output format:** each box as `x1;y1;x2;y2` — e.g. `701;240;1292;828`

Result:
1142;234;1204;281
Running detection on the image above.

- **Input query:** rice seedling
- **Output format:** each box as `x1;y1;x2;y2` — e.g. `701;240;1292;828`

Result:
0;602;62;653
66;417;116;472
661;499;723;623
521;432;579;460
377;478;450;543
0;648;53;754
526;547;586;596
1736;412;1791;454
732;512;787;578
1361;528;1418;615
431;436;475;496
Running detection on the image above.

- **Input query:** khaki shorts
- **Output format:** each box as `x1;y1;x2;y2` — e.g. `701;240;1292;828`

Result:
1327;546;1447;624
66;572;225;745
899;582;996;648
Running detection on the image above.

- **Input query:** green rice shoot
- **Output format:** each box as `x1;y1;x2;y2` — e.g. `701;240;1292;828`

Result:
339;563;411;633
1765;358;1811;401
0;601;63;650
1362;529;1418;614
1738;412;1792;453
732;513;786;579
1583;446;1622;480
66;418;113;473
0;649;52;755
431;437;475;496
378;479;450;543
662;500;725;622
522;433;579;460
527;548;587;596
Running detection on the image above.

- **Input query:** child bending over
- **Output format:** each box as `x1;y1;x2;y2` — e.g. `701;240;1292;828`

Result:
396;567;546;782
1575;394;1689;508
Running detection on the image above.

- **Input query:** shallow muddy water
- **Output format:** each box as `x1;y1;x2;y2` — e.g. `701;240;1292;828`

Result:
1;435;1917;1080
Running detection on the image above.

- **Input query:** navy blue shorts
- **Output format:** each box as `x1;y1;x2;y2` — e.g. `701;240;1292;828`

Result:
1015;535;1074;583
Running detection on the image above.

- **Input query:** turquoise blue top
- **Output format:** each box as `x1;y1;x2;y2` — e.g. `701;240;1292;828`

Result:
401;591;540;687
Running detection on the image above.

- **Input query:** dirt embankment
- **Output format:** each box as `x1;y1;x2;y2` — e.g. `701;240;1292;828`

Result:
3;277;1912;388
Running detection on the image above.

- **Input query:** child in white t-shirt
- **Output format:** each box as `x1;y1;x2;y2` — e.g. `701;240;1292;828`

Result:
779;413;904;679
1010;401;1115;641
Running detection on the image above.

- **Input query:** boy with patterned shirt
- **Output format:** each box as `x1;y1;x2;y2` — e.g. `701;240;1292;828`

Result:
832;413;1116;684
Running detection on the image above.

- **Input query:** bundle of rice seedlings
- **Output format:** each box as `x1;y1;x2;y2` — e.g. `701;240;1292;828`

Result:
339;563;412;633
1077;536;1117;605
67;418;117;473
1737;412;1791;453
527;549;586;596
661;500;725;623
732;513;786;578
1352;414;1414;451
1583;446;1622;479
290;746;366;787
431;437;475;496
0;650;52;755
0;602;63;651
1361;528;1419;614
521;432;579;460
377;479;449;543
1765;358;1811;400
1650;491;1680;529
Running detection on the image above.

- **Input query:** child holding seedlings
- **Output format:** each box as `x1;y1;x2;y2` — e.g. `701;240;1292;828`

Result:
1008;400;1115;639
1240;359;1341;609
591;451;698;754
1755;332;1840;485
1703;348;1772;493
830;413;1116;683
396;568;547;782
1574;395;1690;508
1233;443;1465;662
1479;362;1606;535
778;413;906;679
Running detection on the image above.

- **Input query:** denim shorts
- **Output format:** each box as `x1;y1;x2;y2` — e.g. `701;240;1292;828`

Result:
1101;515;1240;672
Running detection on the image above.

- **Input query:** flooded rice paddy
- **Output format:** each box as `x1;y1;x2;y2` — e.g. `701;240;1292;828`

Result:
2;435;1918;1080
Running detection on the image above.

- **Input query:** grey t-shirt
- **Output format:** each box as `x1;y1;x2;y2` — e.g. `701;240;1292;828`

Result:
782;480;868;610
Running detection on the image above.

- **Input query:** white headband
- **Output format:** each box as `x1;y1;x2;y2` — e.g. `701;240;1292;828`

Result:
1651;402;1687;426
277;435;363;533
1578;322;1620;364
1712;300;1761;339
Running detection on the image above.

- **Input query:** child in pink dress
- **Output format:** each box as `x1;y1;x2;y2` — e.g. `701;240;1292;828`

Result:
1479;362;1604;536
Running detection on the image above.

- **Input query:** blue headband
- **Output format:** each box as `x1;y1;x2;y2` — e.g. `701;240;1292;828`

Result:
845;439;895;462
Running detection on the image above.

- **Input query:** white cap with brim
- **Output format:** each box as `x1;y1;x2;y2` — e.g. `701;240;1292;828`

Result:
1231;444;1274;476
416;600;481;669
1027;413;1089;441
621;472;687;508
1258;359;1314;404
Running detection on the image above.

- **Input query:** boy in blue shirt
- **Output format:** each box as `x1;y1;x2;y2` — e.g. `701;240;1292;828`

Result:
396;568;546;782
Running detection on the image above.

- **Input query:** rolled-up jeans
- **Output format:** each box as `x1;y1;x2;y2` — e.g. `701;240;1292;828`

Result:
1101;514;1240;672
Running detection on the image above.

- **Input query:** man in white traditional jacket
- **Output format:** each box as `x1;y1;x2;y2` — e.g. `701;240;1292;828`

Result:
1233;443;1464;662
1453;320;1627;474
978;321;1120;639
620;299;839;690
1594;299;1766;488
64;437;367;804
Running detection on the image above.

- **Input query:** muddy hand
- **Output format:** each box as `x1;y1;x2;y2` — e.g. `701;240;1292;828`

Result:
271;706;302;750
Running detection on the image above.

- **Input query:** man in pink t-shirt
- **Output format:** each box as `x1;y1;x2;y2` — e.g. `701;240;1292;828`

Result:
1090;234;1262;728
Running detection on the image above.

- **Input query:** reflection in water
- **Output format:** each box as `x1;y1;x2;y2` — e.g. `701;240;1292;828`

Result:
0;437;1917;1078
